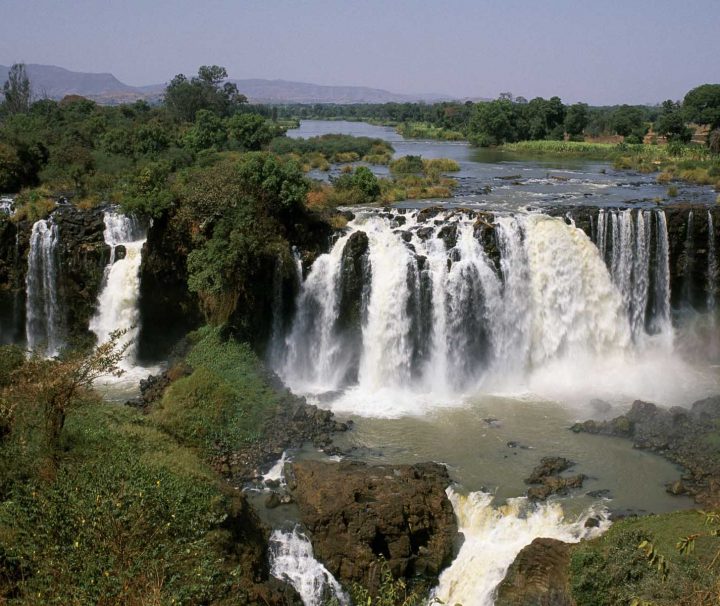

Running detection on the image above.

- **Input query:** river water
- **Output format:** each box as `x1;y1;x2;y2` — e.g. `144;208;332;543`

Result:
265;121;720;605
289;119;717;209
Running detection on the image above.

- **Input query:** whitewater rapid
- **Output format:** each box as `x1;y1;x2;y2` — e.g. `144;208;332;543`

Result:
432;489;609;606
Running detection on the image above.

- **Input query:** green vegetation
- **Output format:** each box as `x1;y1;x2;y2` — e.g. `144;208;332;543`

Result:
570;511;720;606
0;325;293;605
396;121;465;141
269;133;394;169
346;559;432;606
153;326;280;454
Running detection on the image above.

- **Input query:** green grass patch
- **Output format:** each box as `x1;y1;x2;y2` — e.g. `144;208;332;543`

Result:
570;511;719;606
396;121;465;141
152;326;279;455
0;400;247;605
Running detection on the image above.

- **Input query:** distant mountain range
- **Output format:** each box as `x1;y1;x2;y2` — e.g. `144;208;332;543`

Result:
0;64;452;105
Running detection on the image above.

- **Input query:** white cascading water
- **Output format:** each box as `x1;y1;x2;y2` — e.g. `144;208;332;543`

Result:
269;528;348;606
277;209;688;412
89;211;146;365
26;218;64;356
431;488;609;606
282;231;354;391
708;211;717;315
358;216;417;389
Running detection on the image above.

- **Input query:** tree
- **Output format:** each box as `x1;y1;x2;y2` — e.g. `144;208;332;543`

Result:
469;100;517;146
183;109;226;151
0;142;23;191
611;105;646;138
2;330;129;459
227;113;274;150
1;63;31;115
683;83;720;130
655;100;692;143
565;103;589;137
164;65;247;122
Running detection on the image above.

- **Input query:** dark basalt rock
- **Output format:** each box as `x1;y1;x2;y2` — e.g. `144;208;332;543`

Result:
286;460;458;591
217;392;350;485
437;223;458;249
416;206;444;223
51;205;111;345
138;211;202;362
415;225;434;240
495;538;575;606
114;244;126;261
525;457;585;501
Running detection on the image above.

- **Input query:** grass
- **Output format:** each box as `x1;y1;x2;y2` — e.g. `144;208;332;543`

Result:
570;511;720;606
501;140;720;188
0;398;248;605
0;332;293;605
396;121;466;141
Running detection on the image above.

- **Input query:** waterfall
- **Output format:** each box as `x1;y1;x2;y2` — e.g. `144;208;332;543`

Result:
26;218;64;356
681;210;695;306
595;209;672;344
269;527;348;606
278;210;639;398
650;211;672;340
89;211;146;364
708;211;717;315
431;489;608;606
273;207;702;412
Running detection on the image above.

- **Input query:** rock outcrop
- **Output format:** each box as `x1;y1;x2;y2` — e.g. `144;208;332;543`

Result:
216;395;350;485
52;206;110;343
524;457;585;501
572;396;720;507
286;460;458;590
495;538;575;606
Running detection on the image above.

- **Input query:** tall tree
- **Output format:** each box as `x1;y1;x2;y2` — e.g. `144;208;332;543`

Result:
683;84;720;130
164;65;247;122
1;63;31;115
655;100;692;143
565;103;589;136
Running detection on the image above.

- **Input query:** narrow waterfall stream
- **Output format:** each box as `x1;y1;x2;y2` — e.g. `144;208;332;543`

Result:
89;211;146;366
269;528;349;606
25;218;64;356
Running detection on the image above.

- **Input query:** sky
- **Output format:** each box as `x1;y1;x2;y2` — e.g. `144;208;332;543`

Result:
1;0;718;105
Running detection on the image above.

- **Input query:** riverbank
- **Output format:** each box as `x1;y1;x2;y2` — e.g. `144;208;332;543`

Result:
501;140;720;193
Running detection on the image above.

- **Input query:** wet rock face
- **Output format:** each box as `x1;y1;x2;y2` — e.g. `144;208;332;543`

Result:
0;218;25;343
137;211;202;362
495;538;575;606
217;394;350;485
53;206;110;344
337;230;370;332
287;460;458;590
572;396;720;508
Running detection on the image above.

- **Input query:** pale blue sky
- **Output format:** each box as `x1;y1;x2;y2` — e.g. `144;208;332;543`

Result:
1;0;718;104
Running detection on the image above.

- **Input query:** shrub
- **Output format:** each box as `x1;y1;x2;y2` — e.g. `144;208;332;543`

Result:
153;326;279;455
389;155;425;175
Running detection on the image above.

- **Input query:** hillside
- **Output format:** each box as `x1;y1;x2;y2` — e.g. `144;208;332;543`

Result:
0;63;449;104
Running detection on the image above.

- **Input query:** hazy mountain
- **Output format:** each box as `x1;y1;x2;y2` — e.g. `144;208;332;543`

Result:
0;64;451;105
228;78;450;104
